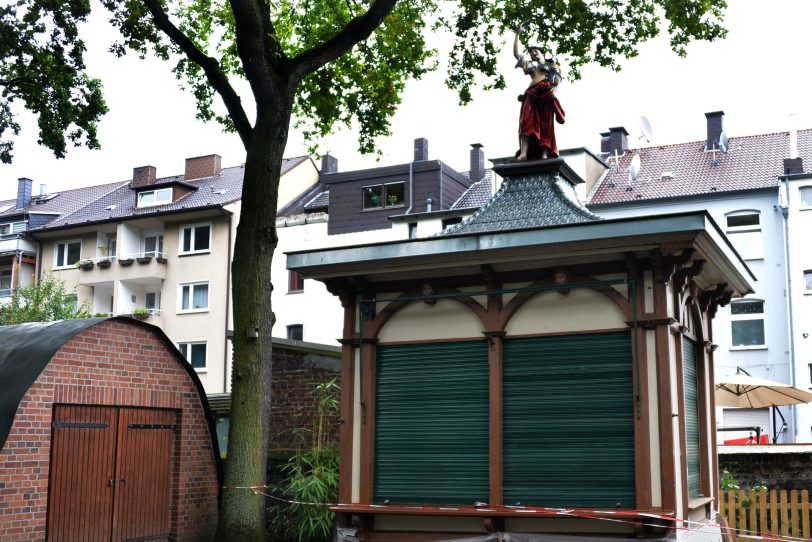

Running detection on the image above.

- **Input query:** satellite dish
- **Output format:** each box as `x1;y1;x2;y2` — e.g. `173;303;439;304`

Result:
719;130;729;154
639;115;654;143
628;154;641;181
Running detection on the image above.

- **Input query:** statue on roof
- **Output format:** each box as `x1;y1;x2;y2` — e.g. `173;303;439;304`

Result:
513;22;565;161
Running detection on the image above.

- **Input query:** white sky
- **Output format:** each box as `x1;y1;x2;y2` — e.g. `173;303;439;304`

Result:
1;1;810;200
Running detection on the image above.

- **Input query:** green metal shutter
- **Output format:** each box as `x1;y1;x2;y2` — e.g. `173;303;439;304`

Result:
503;332;635;508
374;341;489;505
682;336;701;499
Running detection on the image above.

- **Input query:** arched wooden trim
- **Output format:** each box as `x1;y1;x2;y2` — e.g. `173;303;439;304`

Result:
679;295;706;345
366;287;489;339
497;274;632;331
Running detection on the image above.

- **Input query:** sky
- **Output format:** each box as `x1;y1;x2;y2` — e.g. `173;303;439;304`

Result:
1;1;810;200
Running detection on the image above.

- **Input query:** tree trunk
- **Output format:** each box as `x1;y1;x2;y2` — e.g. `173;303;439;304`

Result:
215;96;292;541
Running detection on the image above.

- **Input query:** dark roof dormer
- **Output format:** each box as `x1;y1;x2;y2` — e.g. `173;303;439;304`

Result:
130;164;199;208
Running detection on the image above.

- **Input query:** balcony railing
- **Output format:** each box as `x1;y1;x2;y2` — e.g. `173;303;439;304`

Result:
0;234;36;255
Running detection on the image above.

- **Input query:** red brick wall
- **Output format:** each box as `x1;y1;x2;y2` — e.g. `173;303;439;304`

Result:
268;347;340;452
0;320;218;542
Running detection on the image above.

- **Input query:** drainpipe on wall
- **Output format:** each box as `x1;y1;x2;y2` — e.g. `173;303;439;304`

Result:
406;162;414;215
438;161;444;211
780;177;798;441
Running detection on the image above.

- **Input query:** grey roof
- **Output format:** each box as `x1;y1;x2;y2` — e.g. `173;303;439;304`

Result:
0;181;125;221
31;157;310;231
443;161;601;235
303;190;330;212
450;173;494;210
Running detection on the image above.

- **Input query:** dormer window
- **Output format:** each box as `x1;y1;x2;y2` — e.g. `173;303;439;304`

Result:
138;187;172;207
362;182;405;209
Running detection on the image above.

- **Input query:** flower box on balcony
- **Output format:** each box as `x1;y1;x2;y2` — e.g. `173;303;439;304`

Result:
156;256;168;264
136;256;153;264
118;258;134;266
77;259;94;271
96;258;112;269
131;310;151;320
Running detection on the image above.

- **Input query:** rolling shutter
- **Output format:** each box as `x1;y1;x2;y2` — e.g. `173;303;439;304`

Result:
374;341;489;505
682;336;701;499
503;332;635;508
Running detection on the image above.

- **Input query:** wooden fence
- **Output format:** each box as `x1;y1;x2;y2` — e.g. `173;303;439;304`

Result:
720;489;811;540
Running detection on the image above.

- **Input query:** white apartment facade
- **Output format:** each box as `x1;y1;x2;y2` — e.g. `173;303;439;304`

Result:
29;154;319;394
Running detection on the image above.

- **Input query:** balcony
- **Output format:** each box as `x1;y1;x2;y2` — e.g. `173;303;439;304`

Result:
0;234;36;256
78;253;168;286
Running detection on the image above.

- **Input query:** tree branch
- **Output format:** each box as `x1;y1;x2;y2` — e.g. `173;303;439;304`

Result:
140;0;254;148
290;0;398;83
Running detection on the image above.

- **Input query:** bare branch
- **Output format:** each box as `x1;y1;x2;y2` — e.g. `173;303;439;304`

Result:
290;0;398;82
140;0;254;147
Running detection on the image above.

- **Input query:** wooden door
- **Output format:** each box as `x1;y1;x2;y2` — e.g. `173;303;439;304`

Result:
47;406;176;542
47;405;118;542
111;408;175;542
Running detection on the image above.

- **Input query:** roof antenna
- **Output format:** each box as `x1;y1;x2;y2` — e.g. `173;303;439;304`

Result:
706;130;728;165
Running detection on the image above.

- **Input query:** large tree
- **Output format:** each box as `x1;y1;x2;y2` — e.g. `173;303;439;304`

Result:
2;0;726;538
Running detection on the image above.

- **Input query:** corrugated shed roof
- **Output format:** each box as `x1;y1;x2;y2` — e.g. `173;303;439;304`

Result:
0;181;125;220
32;156;309;231
589;132;789;205
443;166;600;235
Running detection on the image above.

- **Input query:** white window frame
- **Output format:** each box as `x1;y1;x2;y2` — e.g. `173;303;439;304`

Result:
177;281;210;313
179;222;212;255
725;210;763;260
799;186;812;210
178;341;208;372
730;298;766;350
142;232;165;258
0;221;26;236
0;266;12;296
137;187;172;207
54;239;82;269
804;270;812;294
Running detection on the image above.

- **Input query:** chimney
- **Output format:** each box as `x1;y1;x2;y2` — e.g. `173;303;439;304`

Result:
132;165;157;188
600;132;610;153
705;111;725;150
414;138;429;161
607;127;628;156
470;143;485;182
39;183;48;197
784;158;804;175
321;154;338;174
16;178;32;209
185;154;222;181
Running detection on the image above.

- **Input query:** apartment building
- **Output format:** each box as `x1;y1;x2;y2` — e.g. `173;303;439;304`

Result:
27;154;318;393
587;112;812;442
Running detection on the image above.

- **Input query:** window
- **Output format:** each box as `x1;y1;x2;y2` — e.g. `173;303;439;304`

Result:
809;363;812;386
442;217;463;229
730;299;765;347
145;292;160;310
178;281;209;312
408;222;417;239
106;234;117;258
288;270;304;293
178;341;207;371
725;211;762;260
800;187;812;208
55;240;81;268
0;268;11;296
0;221;25;236
287;324;303;341
137;187;172;207
180;223;211;254
362;182;405;209
805;270;812;293
143;233;164;257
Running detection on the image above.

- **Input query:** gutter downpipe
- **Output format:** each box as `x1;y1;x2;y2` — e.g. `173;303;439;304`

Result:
217;206;233;394
438;161;444;211
780;177;798;441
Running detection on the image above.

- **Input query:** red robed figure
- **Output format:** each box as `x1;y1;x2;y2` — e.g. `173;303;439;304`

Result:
518;80;565;159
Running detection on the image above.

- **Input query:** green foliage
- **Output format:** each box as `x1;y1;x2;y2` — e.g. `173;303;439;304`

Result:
720;470;768;508
0;0;108;163
131;308;151;316
269;379;340;542
0;273;92;325
441;0;728;103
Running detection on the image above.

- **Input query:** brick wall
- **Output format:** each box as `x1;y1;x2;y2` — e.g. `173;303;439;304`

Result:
0;320;218;542
268;347;340;453
719;449;812;491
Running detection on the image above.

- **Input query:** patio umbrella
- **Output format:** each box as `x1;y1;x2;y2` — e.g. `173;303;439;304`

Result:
715;372;812;408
